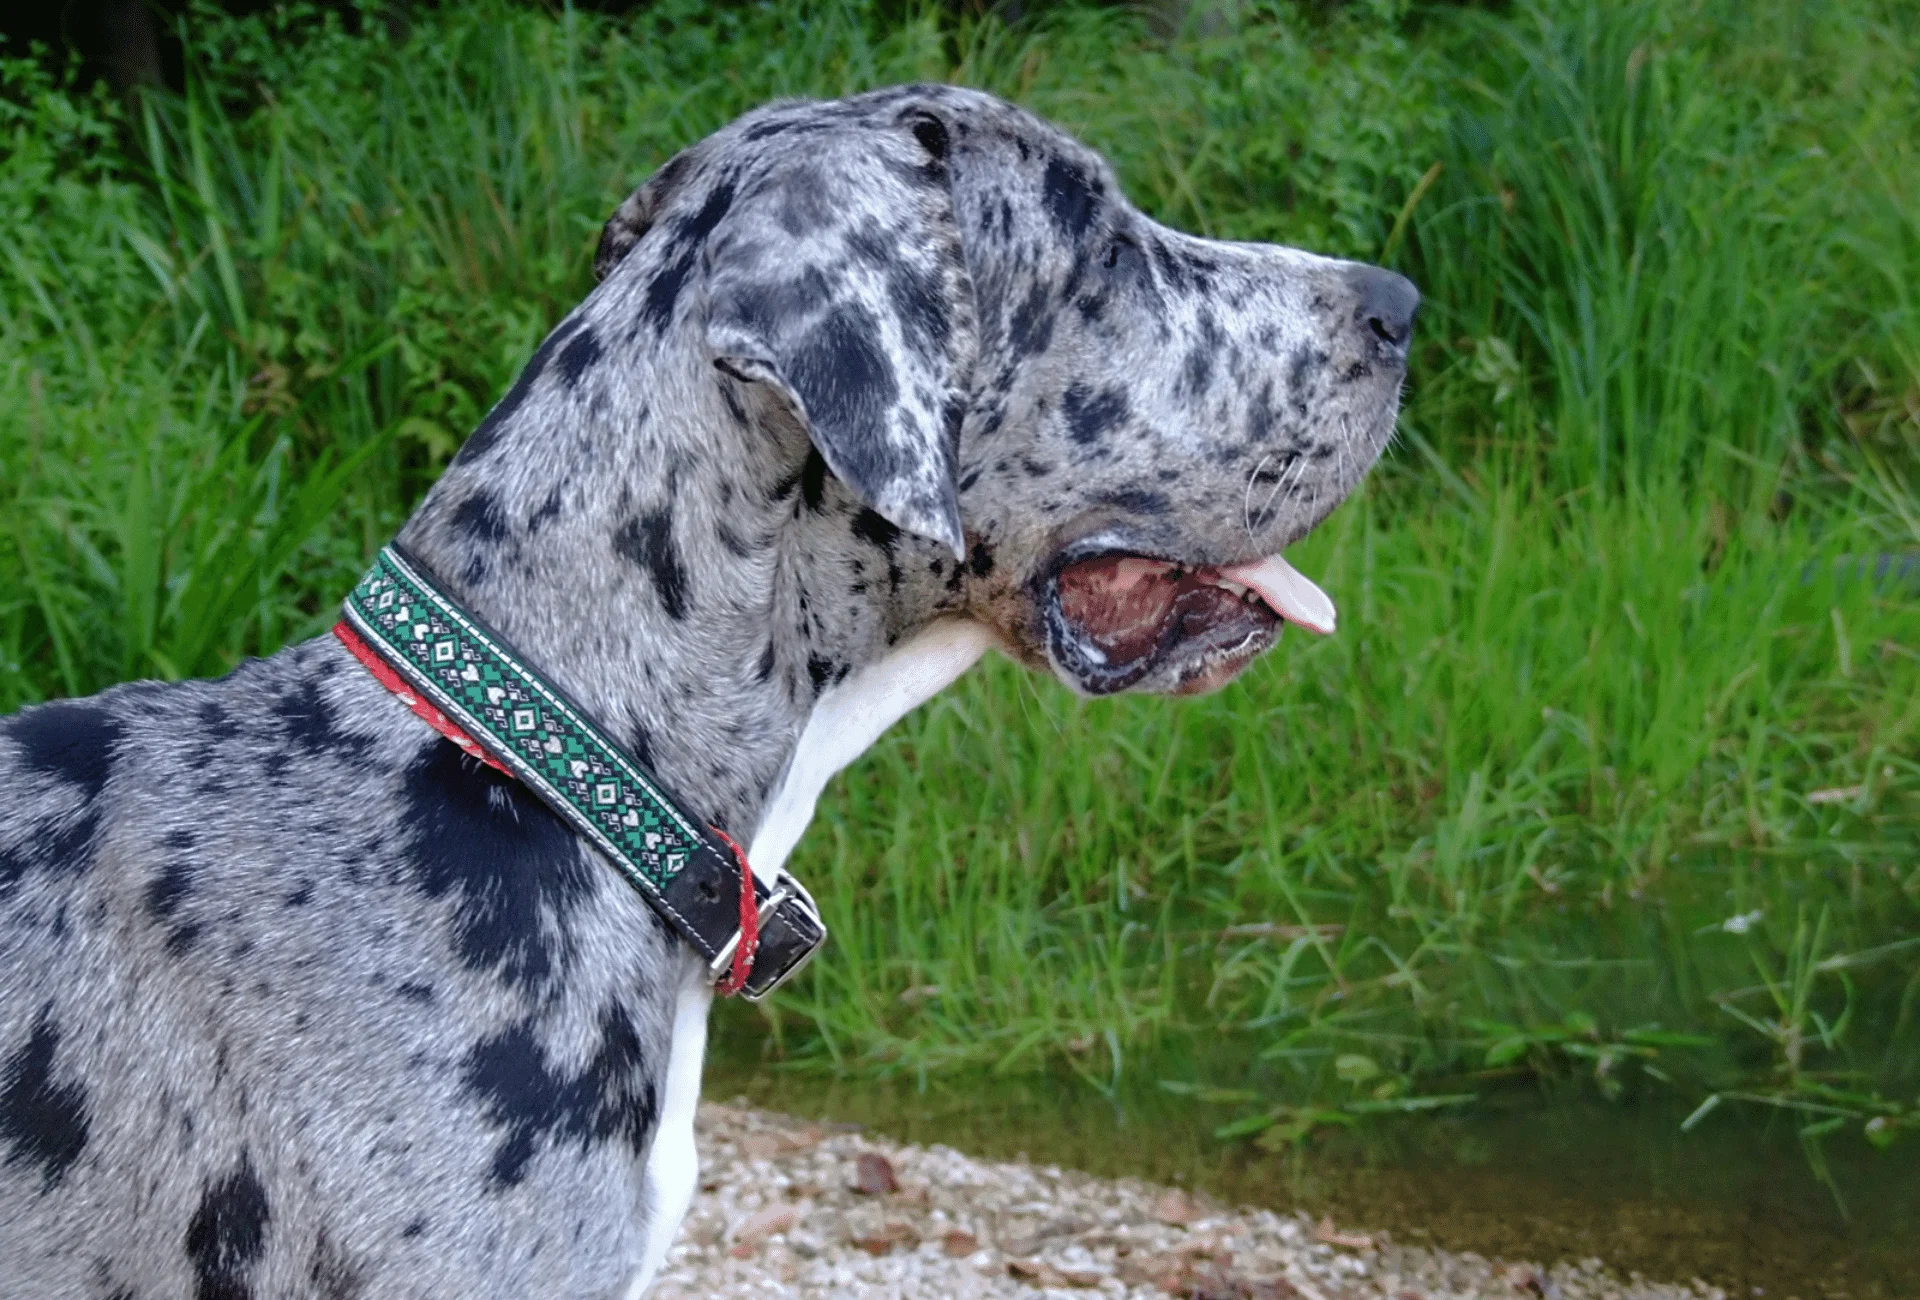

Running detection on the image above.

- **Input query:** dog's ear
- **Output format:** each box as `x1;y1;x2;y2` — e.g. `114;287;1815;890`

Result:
703;107;975;559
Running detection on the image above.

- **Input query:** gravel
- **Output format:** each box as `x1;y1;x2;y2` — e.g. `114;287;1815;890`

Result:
650;1102;1733;1300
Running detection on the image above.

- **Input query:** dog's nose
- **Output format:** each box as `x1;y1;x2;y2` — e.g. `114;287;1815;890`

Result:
1346;264;1420;358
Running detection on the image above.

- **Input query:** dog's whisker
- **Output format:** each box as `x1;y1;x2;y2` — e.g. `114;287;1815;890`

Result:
1243;453;1277;544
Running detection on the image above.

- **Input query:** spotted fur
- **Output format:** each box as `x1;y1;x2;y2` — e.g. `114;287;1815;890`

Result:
0;84;1412;1298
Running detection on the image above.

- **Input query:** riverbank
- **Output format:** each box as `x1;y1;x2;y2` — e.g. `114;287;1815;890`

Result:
654;1102;1727;1300
702;1054;1913;1300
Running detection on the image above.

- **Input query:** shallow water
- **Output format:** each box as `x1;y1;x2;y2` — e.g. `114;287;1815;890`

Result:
706;1034;1918;1299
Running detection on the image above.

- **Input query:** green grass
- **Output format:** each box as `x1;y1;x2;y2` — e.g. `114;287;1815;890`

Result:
3;0;1918;1161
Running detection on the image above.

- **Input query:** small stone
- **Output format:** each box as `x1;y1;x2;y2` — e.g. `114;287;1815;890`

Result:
1154;1189;1203;1227
1506;1264;1560;1298
853;1151;900;1195
1116;1253;1189;1290
851;1220;918;1255
727;1202;800;1257
1313;1216;1374;1251
941;1229;980;1257
740;1125;825;1160
738;1132;784;1160
1007;1257;1102;1288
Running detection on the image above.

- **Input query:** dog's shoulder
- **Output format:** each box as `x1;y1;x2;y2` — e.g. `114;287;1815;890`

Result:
1;638;683;1296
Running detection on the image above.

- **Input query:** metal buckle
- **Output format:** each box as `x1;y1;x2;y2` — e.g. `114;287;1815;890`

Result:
706;869;826;1000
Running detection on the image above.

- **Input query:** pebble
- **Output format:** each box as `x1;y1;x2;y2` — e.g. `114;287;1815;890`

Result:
650;1102;1731;1300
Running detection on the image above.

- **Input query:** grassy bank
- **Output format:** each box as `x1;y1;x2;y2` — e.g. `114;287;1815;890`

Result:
4;0;1917;1165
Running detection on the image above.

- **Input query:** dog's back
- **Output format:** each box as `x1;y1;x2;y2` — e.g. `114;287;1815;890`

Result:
1;638;685;1298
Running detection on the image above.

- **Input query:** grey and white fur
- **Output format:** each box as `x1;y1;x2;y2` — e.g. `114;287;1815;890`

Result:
0;85;1416;1299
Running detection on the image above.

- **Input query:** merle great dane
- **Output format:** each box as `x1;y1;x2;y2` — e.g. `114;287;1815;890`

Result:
0;85;1415;1297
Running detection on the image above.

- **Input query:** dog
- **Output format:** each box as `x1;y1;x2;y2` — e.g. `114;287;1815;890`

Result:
0;84;1415;1298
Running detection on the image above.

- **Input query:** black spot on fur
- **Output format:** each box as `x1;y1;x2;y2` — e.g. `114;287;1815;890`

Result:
1150;238;1190;292
969;541;996;577
612;508;690;621
807;654;835;694
1287;346;1328;403
640;182;736;333
1096;487;1171;516
455;318;580;465
1247;380;1280;443
910;113;949;161
0;803;102;899
642;253;696;334
450;492;510;546
401;1217;428;1239
755;643;776;682
799;448;830;512
885;262;950;356
395;982;435;1004
1042;156;1101;240
144;861;200;954
674;179;736;246
528;487;564;534
283;881;312;908
1182;334;1218;396
184;1158;271;1300
555;327;602;388
198;701;240;742
785;302;898;473
1007;283;1053;358
627;724;655;773
7;699;120;799
271;678;369;764
851;509;902;555
0;1010;91;1190
1062;384;1130;445
402;745;592;991
776;171;836;237
462;1006;658;1188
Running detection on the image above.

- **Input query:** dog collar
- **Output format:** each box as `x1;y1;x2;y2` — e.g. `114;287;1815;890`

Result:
332;543;825;1001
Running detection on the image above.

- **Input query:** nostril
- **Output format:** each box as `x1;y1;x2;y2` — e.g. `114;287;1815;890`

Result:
1345;264;1421;357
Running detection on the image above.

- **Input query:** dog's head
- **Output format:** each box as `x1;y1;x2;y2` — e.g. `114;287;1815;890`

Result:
595;84;1415;697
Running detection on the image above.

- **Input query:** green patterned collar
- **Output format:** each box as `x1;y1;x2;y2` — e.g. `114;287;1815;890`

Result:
335;543;824;1000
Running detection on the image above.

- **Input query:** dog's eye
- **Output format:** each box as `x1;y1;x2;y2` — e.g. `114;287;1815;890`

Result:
1101;236;1138;272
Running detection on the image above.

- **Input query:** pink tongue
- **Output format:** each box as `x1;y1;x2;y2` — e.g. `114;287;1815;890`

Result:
1217;555;1337;635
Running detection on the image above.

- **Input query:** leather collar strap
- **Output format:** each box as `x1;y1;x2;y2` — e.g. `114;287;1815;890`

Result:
334;543;825;1001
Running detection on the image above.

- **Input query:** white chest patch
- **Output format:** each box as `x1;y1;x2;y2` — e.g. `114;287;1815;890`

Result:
743;618;997;883
626;618;994;1297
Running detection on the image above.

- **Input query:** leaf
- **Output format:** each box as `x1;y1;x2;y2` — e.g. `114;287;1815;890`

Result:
1214;1111;1280;1140
1485;1036;1532;1068
1345;1093;1477;1114
1335;1053;1382;1085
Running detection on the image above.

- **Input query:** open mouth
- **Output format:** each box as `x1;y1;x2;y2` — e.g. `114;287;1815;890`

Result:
1042;550;1336;696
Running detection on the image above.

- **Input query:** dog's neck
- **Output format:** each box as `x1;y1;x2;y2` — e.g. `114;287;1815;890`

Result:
393;308;975;844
